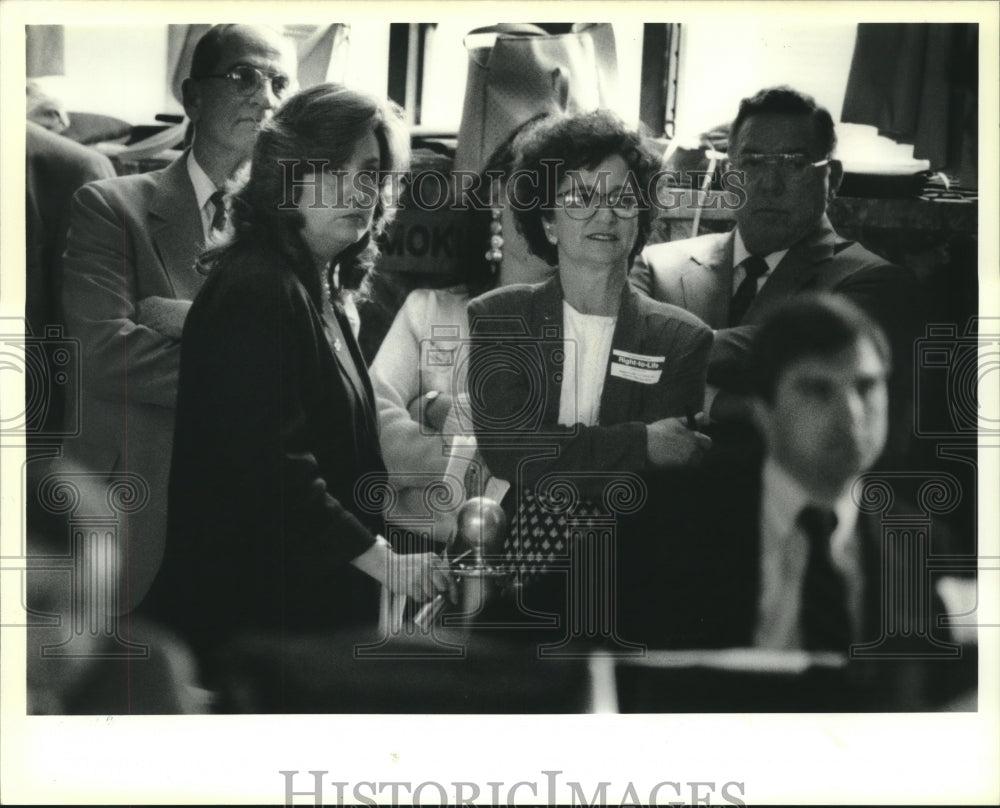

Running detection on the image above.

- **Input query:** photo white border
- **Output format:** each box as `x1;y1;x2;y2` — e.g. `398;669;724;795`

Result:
2;1;997;804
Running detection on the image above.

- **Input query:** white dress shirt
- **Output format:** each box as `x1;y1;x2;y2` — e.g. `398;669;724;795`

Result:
754;458;864;650
558;300;617;428
731;228;788;295
186;151;220;241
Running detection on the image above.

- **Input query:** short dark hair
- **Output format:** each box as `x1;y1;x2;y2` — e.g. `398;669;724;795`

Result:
510;110;659;267
730;86;837;159
748;294;891;404
199;83;410;302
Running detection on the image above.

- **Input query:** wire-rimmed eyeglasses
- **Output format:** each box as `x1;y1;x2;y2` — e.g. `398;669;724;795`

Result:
196;64;292;99
555;189;643;220
729;152;831;179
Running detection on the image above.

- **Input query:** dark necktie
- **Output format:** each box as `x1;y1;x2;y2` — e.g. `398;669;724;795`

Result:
799;505;852;653
209;190;227;233
729;255;769;326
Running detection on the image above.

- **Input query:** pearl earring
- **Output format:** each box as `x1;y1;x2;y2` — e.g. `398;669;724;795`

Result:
485;207;503;270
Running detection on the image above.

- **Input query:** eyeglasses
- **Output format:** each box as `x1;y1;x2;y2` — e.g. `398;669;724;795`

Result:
196;64;292;99
555;189;643;220
730;153;830;179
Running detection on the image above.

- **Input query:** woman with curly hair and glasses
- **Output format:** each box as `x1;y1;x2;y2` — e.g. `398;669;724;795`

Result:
466;110;713;644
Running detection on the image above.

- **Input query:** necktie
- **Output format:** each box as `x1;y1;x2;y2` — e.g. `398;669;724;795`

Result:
798;505;852;653
729;255;769;326
209;190;227;233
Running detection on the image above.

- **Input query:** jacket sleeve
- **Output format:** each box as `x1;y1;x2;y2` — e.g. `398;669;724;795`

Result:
653;314;713;416
369;290;451;490
62;182;182;408
708;262;922;395
182;273;377;566
467;297;648;494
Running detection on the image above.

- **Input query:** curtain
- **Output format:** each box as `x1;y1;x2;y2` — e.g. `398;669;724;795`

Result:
841;23;978;188
26;25;64;77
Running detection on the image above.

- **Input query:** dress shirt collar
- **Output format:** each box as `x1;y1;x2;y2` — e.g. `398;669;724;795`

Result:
186;150;219;210
733;229;788;275
761;457;859;561
186;151;220;239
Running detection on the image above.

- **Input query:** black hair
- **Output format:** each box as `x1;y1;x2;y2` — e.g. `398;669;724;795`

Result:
730;85;837;159
510;109;658;267
748;294;891;404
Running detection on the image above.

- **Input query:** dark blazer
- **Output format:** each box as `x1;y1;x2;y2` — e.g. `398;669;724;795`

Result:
629;217;922;395
144;248;385;660
467;276;712;497
61;153;209;609
645;462;964;709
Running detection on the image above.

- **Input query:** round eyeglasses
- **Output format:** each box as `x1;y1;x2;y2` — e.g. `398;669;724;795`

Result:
556;189;643;220
197;64;292;99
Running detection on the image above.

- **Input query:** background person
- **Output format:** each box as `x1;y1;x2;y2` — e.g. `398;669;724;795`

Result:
143;84;454;674
630;86;921;463
60;24;297;612
368;114;554;535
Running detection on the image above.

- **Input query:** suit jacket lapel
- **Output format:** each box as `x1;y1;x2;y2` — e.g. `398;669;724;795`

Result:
599;286;644;425
680;232;733;328
746;217;839;321
535;277;566;428
147;153;206;300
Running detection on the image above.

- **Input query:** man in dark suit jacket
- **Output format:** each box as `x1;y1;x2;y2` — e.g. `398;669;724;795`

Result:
630;87;920;460
60;25;296;611
650;295;965;709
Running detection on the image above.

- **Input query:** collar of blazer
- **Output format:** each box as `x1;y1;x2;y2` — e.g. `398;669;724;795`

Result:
532;273;649;426
677;217;846;327
147;150;205;295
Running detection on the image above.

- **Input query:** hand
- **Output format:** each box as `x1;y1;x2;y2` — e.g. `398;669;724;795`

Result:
407;390;454;432
645;416;712;467
386;550;457;604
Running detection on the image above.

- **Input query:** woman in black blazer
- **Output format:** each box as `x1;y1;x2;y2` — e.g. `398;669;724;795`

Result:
146;84;454;666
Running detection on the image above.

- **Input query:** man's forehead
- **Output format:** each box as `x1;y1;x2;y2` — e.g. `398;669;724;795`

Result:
733;113;818;155
214;27;293;71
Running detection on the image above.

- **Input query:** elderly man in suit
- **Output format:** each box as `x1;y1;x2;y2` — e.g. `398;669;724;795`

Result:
61;24;297;611
630;87;920;460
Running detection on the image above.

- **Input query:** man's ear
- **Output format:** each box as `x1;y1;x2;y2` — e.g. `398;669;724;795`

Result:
827;158;844;199
181;77;201;124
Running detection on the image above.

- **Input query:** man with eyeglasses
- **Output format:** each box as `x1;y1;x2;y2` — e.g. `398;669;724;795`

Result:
629;86;920;465
60;25;297;613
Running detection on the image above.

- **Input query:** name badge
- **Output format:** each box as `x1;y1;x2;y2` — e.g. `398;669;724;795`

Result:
610;349;664;384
